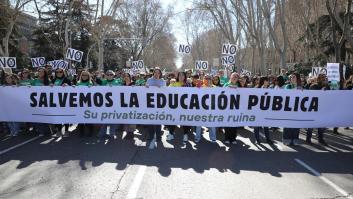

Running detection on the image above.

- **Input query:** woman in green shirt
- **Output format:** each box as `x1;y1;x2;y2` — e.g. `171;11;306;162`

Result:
31;67;50;86
18;68;33;86
76;71;94;137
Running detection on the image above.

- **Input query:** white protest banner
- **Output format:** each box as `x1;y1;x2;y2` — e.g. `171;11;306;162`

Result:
132;60;144;71
195;61;208;70
178;44;191;54
66;48;84;62
1;87;353;128
48;60;68;70
221;55;235;65
311;67;327;77
222;44;237;55
31;57;46;68
0;57;16;68
327;63;340;81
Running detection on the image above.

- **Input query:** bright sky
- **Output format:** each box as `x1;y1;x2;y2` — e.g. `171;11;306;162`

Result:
22;0;193;68
160;0;193;68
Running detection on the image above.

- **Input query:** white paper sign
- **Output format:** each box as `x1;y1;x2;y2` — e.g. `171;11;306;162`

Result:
178;44;191;54
311;67;327;77
241;69;251;76
132;60;144;71
48;60;68;70
66;48;83;62
327;63;340;81
195;61;208;70
222;44;237;55
221;55;235;65
0;57;16;68
31;57;46;68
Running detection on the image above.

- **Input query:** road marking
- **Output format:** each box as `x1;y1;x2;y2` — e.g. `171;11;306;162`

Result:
0;135;43;155
295;158;353;199
126;165;147;199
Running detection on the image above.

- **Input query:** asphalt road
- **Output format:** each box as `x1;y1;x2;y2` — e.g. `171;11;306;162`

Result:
0;125;352;199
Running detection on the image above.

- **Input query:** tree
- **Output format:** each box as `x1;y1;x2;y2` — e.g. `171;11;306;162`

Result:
0;0;32;57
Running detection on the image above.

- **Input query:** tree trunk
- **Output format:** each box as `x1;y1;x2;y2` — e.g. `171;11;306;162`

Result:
98;40;104;70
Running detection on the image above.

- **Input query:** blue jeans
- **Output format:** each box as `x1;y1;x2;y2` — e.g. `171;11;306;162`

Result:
98;124;119;139
7;122;20;136
147;125;162;141
195;126;216;141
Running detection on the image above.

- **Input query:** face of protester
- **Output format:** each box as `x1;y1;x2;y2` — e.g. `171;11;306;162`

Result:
106;72;115;80
240;77;246;86
55;69;64;78
38;69;46;78
263;79;270;87
5;75;13;85
81;72;90;81
178;72;185;82
230;74;239;84
212;76;220;85
124;73;131;82
205;76;212;86
290;75;297;85
22;70;30;79
186;71;192;78
153;69;161;79
200;72;205;80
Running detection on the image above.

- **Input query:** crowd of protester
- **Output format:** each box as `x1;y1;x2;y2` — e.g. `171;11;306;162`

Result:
1;65;353;149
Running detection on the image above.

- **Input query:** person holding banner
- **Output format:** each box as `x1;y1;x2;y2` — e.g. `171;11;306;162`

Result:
145;68;166;149
18;69;32;86
223;73;241;144
97;70;123;141
3;73;20;136
51;68;71;138
122;73;136;140
253;76;273;145
166;71;192;143
31;67;50;86
306;74;329;145
76;71;95;137
31;67;51;136
283;73;302;145
195;74;217;143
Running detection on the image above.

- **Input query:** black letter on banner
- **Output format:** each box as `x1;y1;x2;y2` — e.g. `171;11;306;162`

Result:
80;93;91;107
147;93;154;108
69;93;78;107
248;95;258;110
30;93;37;107
105;93;113;107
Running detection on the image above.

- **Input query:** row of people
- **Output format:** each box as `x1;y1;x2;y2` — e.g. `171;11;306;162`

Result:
1;67;352;148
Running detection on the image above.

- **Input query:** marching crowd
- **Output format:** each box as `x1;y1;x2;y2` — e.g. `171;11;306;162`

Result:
1;65;353;149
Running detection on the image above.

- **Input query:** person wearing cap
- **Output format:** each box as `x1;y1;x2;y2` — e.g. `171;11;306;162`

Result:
146;67;166;149
96;70;122;86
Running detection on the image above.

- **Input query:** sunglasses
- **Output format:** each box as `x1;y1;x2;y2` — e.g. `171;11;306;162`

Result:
106;74;114;76
56;71;63;73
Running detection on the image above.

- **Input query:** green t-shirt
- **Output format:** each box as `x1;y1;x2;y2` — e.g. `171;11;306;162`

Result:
54;79;64;86
19;79;32;86
100;79;122;86
135;79;146;86
220;76;229;85
31;79;44;86
76;81;93;86
223;81;238;88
